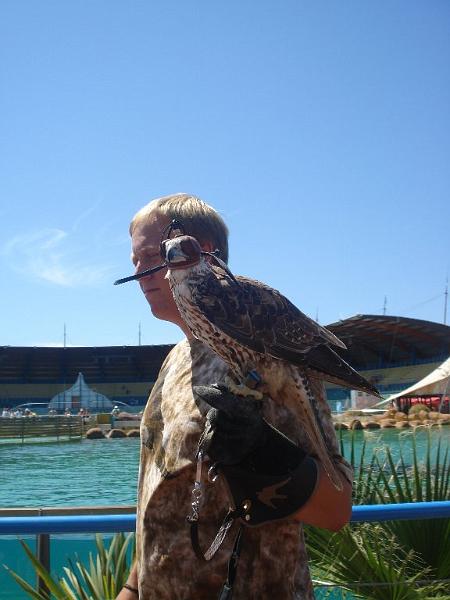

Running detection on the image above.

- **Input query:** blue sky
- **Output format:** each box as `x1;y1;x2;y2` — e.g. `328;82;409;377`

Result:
1;1;449;347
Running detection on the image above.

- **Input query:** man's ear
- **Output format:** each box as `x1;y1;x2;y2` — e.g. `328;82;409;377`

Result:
200;240;215;253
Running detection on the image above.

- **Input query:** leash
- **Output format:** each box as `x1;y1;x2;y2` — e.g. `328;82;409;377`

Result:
187;452;245;600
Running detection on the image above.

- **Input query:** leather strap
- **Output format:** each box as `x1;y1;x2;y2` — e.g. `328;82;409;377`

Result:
218;526;244;600
189;509;237;561
188;511;244;600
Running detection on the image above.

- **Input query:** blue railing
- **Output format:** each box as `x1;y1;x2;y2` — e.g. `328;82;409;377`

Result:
1;502;449;599
0;501;449;535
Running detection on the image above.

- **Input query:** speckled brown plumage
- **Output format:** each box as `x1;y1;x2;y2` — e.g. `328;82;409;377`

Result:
165;245;370;489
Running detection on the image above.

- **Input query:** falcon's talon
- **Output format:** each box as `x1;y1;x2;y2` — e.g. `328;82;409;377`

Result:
224;376;264;400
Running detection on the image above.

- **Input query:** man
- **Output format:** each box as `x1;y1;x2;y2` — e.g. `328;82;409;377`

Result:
117;193;352;600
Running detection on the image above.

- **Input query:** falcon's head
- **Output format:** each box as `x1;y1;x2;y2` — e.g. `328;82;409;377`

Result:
162;234;239;287
162;235;203;270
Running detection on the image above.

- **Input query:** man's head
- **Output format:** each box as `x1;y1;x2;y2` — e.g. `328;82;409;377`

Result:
130;193;229;332
130;193;229;263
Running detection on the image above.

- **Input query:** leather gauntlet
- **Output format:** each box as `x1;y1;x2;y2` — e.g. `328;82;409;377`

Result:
193;385;319;526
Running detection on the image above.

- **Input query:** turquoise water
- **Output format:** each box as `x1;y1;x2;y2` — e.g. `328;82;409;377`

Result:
1;428;448;598
0;437;140;507
0;438;140;598
338;426;449;468
1;427;448;509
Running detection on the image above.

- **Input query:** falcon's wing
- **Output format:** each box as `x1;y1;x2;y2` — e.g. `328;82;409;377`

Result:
194;266;379;397
196;268;339;352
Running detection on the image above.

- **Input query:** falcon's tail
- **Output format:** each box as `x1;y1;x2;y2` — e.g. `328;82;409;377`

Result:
287;369;344;491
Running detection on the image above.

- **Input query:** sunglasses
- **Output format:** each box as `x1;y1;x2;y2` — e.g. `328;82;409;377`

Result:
113;219;186;286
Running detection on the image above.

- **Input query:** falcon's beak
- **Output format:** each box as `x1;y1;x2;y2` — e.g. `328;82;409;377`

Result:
166;246;189;264
163;236;202;269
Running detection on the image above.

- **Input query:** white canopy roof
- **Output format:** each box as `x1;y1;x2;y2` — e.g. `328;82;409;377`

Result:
49;372;112;411
377;356;450;406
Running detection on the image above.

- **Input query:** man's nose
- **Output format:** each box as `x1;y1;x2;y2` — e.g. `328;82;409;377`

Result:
137;266;154;282
136;259;153;274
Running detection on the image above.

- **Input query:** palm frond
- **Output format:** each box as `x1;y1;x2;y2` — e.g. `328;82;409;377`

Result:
307;428;450;599
5;533;135;599
307;524;445;600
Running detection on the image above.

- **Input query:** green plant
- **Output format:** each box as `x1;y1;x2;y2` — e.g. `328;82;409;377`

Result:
308;524;446;600
308;429;450;599
4;532;135;600
372;431;450;579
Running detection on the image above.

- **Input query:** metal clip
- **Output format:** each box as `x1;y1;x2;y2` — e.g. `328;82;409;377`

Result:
187;451;204;523
208;463;219;483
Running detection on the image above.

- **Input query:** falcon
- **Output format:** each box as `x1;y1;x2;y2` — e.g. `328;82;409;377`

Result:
162;235;379;490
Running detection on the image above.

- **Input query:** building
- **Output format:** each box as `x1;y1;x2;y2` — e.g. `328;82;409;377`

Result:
1;315;449;411
0;344;172;410
325;314;450;410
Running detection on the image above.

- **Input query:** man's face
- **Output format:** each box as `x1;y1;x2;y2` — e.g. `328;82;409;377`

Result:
131;212;183;326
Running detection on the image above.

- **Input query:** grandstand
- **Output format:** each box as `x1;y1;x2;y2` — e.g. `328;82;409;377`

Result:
0;345;173;410
1;315;449;411
325;314;450;409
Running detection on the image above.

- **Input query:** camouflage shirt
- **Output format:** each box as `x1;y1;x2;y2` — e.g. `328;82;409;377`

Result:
136;338;352;599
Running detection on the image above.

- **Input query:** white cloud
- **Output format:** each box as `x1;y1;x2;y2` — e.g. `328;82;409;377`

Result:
72;200;102;232
2;228;113;287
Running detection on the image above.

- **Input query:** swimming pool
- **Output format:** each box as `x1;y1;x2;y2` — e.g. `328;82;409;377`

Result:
1;427;447;508
0;437;140;508
1;428;448;599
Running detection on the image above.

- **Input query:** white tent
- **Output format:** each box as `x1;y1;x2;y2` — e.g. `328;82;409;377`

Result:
376;356;450;406
49;372;113;413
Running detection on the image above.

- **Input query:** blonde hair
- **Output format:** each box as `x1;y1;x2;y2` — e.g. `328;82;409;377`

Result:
130;193;229;262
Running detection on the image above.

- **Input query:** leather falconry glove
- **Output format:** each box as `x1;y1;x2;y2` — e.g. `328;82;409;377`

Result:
193;384;319;526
